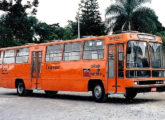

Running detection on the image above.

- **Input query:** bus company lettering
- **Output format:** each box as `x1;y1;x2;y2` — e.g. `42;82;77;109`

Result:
90;68;102;76
110;36;121;40
46;65;60;70
2;68;8;73
83;64;102;77
91;64;100;68
91;64;102;76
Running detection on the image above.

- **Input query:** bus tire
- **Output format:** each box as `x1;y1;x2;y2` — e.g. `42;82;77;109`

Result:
45;91;58;95
124;91;137;100
92;84;107;103
16;81;27;96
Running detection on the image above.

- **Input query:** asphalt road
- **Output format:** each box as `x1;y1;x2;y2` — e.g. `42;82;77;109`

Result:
0;88;165;120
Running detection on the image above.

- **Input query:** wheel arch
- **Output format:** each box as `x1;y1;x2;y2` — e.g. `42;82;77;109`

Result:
15;78;25;88
88;79;104;91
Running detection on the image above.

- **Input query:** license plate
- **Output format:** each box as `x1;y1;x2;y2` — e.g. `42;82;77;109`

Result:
151;87;157;92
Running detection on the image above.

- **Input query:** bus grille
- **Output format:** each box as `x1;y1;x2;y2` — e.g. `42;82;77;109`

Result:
138;80;164;85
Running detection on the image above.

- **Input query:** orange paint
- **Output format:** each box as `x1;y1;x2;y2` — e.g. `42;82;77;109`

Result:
0;32;165;95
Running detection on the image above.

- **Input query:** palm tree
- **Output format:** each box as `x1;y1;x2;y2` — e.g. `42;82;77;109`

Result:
105;0;162;33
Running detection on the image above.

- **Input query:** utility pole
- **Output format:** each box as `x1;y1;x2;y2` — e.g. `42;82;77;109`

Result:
78;8;81;39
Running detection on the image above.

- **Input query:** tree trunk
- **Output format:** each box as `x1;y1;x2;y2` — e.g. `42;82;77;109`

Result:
128;21;131;31
122;22;126;32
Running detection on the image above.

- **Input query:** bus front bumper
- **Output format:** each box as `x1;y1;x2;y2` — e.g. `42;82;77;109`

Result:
126;85;165;93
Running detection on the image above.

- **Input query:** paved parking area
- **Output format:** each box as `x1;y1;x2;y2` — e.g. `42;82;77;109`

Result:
0;88;165;120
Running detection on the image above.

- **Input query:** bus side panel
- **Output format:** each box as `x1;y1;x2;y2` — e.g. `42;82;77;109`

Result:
40;60;106;92
14;64;31;89
41;62;62;91
41;61;85;92
81;60;107;92
1;64;15;88
0;64;31;89
59;61;85;91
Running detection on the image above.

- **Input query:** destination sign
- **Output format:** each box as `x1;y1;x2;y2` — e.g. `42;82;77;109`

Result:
138;34;156;40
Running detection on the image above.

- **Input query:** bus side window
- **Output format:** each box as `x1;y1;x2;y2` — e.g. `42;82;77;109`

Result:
46;44;62;62
63;42;82;61
83;39;104;60
0;51;3;64
118;44;124;78
16;48;29;63
3;49;15;64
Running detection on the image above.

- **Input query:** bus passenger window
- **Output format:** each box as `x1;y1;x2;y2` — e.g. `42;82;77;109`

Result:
118;44;124;78
83;40;104;60
63;42;82;61
16;48;29;63
0;51;3;64
3;50;15;64
46;44;62;62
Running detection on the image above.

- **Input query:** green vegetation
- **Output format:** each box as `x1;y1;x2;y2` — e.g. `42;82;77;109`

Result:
106;0;165;34
78;0;107;36
0;0;164;48
0;0;75;47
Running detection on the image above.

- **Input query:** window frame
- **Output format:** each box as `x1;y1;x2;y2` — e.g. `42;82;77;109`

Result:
16;47;30;64
45;44;63;62
3;49;15;64
126;40;150;68
149;42;163;68
83;39;105;60
63;42;82;61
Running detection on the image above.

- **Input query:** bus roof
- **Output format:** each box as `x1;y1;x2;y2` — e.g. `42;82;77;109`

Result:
0;31;162;50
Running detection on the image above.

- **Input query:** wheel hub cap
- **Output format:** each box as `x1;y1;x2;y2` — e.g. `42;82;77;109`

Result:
94;85;102;99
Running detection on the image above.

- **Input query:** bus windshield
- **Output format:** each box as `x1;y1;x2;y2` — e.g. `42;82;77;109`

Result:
127;41;150;68
149;42;163;68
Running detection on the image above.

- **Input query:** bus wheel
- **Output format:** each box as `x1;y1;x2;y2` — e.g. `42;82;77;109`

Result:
45;91;58;95
124;91;137;100
92;84;107;103
16;81;26;96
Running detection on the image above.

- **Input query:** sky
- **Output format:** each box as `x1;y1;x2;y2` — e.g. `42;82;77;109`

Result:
36;0;165;27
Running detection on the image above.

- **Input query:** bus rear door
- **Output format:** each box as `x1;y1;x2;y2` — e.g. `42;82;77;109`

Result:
31;51;42;89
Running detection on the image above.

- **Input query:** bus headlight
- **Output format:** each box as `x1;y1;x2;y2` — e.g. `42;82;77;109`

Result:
134;81;138;86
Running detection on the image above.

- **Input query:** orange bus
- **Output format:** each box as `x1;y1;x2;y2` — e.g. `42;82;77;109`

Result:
0;31;165;102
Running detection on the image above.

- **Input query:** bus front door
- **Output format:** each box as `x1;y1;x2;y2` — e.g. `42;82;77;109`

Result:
31;51;42;89
108;44;125;93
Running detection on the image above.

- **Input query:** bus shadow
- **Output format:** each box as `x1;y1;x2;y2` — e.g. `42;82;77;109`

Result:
3;92;162;104
107;97;161;104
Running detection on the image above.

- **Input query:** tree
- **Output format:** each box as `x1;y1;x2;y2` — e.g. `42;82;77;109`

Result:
157;31;165;51
0;0;39;45
78;0;107;37
106;0;164;33
63;27;74;40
